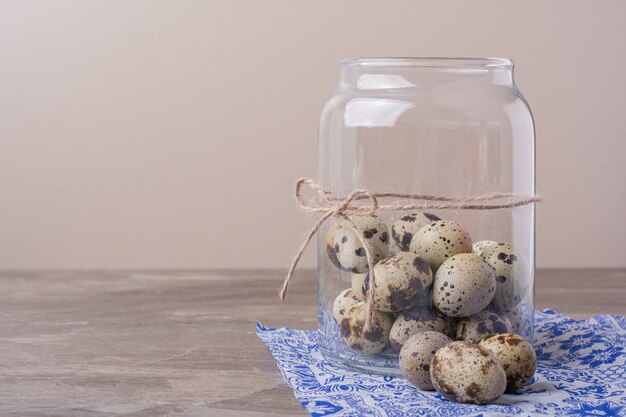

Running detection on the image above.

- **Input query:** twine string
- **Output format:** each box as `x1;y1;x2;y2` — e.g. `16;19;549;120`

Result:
279;178;541;331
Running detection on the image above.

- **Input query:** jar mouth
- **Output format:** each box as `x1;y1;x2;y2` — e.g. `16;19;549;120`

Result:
340;57;514;69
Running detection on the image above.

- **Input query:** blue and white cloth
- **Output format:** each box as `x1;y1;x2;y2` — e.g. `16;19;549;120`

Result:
257;310;626;417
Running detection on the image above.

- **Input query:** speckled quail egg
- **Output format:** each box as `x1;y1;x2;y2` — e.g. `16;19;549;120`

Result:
503;303;532;337
392;212;441;251
332;215;390;273
430;341;507;404
481;243;525;310
455;310;513;342
390;306;452;352
472;240;498;257
387;239;403;255
409;220;472;270
351;273;367;301
339;303;393;354
324;221;343;269
332;289;361;323
433;253;496;317
400;331;452;390
362;252;433;312
479;333;537;392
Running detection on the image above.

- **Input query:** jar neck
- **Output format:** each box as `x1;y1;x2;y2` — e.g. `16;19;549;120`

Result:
339;57;515;90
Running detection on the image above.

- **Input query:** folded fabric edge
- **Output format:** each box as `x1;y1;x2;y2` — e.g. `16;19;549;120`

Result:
255;321;310;414
255;321;276;332
537;310;626;334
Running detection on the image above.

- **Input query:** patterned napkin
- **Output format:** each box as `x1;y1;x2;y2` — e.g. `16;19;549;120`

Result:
257;310;626;417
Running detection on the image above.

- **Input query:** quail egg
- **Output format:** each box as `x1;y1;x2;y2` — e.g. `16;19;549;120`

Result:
363;252;432;312
479;333;537;392
339;303;393;354
324;221;343;269
503;303;532;337
390;306;451;352
392;212;441;251
481;243;525;310
455;310;513;342
387;239;404;255
409;220;472;270
472;240;498;257
332;289;361;323
400;331;452;390
333;215;390;273
433;253;496;317
430;341;506;404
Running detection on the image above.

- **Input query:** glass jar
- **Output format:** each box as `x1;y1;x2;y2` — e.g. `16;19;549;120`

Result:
317;57;535;376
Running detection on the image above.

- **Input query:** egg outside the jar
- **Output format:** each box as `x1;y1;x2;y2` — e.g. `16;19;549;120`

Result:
362;252;433;313
478;333;537;392
399;331;451;390
331;215;390;274
339;303;393;354
430;341;507;405
433;253;496;317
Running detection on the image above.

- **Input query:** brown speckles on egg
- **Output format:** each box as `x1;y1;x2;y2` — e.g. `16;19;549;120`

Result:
423;212;440;222
413;256;431;276
363;228;377;239
401;233;413;250
410;220;472;270
430;341;506;404
433;254;496;318
399;331;451;390
479;333;537;392
365;252;433;312
465;382;481;398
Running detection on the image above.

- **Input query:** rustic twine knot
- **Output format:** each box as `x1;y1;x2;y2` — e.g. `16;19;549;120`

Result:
279;177;541;331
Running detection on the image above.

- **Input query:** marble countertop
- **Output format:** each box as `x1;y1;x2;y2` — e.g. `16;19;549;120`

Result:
1;269;624;417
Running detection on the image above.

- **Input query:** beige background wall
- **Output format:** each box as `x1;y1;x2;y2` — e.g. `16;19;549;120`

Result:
1;0;625;270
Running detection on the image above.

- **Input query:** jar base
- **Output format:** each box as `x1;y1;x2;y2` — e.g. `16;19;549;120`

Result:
318;334;403;377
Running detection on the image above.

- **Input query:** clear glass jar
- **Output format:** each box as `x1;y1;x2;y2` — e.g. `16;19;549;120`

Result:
317;57;535;376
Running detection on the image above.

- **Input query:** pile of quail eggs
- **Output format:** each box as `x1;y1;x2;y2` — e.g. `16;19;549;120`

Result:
327;212;536;404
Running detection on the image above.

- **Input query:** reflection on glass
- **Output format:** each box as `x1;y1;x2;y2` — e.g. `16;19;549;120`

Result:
356;74;416;90
344;98;414;128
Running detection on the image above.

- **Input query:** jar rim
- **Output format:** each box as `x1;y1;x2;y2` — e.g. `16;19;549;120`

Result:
340;57;514;69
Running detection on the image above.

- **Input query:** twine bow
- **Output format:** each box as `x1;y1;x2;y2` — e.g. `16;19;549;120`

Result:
279;178;541;330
